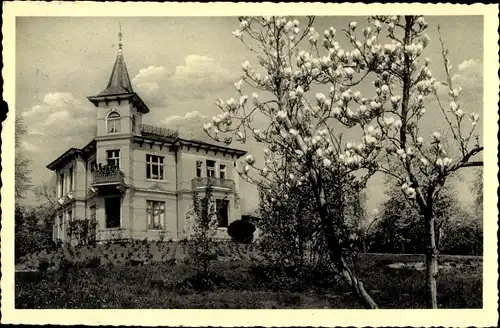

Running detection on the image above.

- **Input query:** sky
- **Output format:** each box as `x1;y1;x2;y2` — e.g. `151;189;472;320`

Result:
15;15;484;215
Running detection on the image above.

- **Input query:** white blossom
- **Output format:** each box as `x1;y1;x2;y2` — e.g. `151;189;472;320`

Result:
234;79;243;91
432;132;441;140
276;111;287;120
241;60;251;71
349;21;358;30
232;29;243;39
390;95;401;105
245;154;255;165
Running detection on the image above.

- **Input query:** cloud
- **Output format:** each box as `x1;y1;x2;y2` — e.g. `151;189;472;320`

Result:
21;140;40;152
131;55;237;106
157;110;210;140
170;55;237;100
21;92;95;148
458;59;479;72
132;66;170;108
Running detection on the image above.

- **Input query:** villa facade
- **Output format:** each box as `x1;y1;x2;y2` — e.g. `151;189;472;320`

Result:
47;33;247;243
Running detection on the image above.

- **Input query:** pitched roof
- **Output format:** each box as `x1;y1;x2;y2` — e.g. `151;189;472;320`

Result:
95;49;133;97
46;139;96;171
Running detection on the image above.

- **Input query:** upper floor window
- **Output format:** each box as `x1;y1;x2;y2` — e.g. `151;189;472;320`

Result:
89;159;96;172
131;115;136;134
107;150;120;168
58;173;64;198
206;160;216;178
146;155;165;180
196;160;203;178
219;164;226;179
69;166;74;191
107;111;121;133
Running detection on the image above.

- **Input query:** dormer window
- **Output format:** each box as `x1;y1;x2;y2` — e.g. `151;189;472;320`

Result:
107;111;121;133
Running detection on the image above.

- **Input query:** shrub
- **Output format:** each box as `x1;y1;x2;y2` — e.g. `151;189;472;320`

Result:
227;219;256;244
38;258;51;272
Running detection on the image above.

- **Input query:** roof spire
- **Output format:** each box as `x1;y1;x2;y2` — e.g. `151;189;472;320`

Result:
118;22;123;51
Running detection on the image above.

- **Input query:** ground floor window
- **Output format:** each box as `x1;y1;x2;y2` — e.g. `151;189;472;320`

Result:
105;196;121;228
216;199;229;228
147;200;165;230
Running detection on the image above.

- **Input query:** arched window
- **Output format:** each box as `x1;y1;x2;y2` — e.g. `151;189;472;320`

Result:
107;111;121;133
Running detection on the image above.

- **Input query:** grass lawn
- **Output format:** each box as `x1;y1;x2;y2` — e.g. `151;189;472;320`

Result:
15;242;482;309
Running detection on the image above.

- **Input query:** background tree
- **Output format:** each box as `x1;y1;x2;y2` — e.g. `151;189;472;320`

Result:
471;168;483;219
370;179;463;254
186;181;219;284
15;115;32;200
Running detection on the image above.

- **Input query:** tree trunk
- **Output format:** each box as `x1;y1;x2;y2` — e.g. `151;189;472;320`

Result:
315;182;378;309
425;213;438;309
281;117;378;309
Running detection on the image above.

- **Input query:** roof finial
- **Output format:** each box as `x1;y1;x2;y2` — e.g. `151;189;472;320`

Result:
118;22;123;51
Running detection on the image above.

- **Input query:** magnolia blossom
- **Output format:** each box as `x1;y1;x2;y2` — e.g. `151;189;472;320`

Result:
232;29;243;39
203;122;213;131
316;93;326;104
364;134;377;145
383;116;395;126
234;79;243;91
349;21;358;30
394;120;403;129
296;86;304;97
276;111;287;120
420;157;429;166
241;60;251;71
416;136;424;144
443;157;452;166
390;95;401;105
449;101;458;112
240;20;249;29
432;132;441;140
245;154;256;165
469;112;480;126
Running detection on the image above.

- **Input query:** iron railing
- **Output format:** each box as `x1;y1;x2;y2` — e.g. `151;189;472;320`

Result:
140;124;179;139
92;169;124;185
191;177;235;190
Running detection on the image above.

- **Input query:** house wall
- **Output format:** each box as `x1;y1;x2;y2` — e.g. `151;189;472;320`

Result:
176;146;240;192
130;142;177;192
129;190;178;240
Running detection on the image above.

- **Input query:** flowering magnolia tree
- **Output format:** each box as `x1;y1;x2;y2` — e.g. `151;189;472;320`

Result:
204;16;482;309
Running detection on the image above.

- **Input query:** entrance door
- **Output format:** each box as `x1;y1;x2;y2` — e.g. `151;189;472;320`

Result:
105;196;121;228
216;199;229;228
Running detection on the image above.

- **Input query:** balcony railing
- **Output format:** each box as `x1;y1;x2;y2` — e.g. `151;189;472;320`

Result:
92;169;125;185
191;177;235;190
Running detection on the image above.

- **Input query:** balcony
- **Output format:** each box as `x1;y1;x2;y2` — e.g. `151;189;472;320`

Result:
91;166;126;193
191;177;235;191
